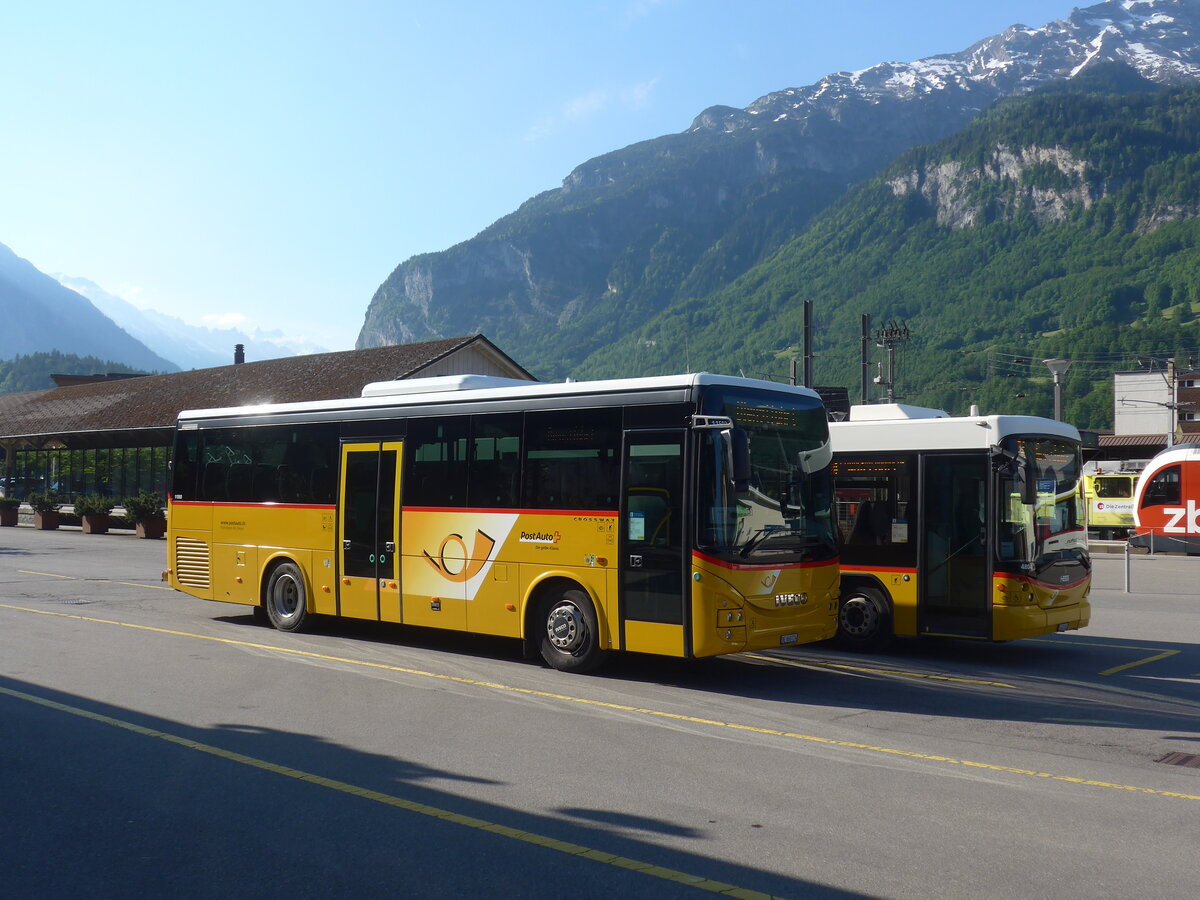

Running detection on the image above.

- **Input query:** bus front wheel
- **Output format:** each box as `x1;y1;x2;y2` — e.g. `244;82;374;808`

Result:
538;588;607;673
836;586;892;652
265;561;309;632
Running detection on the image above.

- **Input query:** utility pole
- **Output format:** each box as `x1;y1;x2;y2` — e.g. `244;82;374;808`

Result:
860;314;871;404
803;300;813;388
1168;356;1177;446
874;321;911;403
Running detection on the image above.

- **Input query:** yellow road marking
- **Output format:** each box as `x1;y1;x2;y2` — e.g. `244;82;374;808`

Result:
1029;637;1182;678
0;684;773;899
3;601;1199;803
17;569;174;591
743;653;1016;689
1100;650;1180;677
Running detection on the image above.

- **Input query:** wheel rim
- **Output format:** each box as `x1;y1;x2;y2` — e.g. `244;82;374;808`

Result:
272;572;301;618
546;600;587;655
840;595;879;638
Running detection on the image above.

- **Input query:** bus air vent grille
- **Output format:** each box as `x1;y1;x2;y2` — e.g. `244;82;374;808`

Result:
175;538;212;589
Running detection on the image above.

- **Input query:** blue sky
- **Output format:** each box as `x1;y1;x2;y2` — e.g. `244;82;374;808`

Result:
0;0;1081;352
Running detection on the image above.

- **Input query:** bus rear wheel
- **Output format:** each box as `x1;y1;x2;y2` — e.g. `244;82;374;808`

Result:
265;561;309;632
539;588;606;673
835;586;892;652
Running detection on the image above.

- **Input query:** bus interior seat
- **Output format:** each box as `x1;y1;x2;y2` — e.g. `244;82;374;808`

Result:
277;465;306;502
253;465;278;502
310;466;333;502
847;501;880;545
226;464;253;500
202;463;228;501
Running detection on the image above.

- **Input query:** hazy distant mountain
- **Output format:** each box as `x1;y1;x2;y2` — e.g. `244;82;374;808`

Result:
0;242;177;372
57;275;329;369
357;0;1200;380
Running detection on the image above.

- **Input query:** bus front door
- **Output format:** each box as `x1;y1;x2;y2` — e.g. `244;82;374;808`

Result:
919;454;991;638
338;441;403;623
620;431;687;657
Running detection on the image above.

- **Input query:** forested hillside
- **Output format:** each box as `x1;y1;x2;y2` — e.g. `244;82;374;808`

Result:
575;71;1200;429
0;351;149;394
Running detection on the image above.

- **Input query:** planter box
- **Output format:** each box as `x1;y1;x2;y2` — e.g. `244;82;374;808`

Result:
81;513;110;535
0;507;18;527
136;519;166;540
33;511;61;530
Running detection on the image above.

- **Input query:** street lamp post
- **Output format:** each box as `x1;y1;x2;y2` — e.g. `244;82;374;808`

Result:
1044;358;1072;421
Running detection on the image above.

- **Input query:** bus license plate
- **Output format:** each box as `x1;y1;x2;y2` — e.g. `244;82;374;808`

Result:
1057;623;1069;632
780;633;798;645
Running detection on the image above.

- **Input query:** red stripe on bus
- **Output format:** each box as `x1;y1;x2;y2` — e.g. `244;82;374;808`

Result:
170;501;336;510
840;565;917;575
404;507;618;517
692;550;838;572
1015;573;1091;591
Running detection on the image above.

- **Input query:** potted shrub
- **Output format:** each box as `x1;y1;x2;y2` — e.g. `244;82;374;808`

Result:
75;494;114;534
123;490;166;539
0;496;19;527
27;491;62;530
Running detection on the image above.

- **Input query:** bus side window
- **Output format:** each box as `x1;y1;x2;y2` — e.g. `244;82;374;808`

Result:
468;414;522;509
171;432;199;500
523;409;620;510
406;417;469;508
1142;465;1180;508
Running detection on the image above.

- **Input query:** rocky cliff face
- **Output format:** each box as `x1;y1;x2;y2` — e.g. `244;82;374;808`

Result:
888;145;1100;229
358;0;1200;378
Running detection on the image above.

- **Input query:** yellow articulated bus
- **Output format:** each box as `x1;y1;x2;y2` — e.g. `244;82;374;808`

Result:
828;404;1091;650
167;373;840;672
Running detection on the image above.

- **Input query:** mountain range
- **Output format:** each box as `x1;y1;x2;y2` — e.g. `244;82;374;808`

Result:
56;275;328;370
356;0;1200;426
0;242;177;373
0;239;327;383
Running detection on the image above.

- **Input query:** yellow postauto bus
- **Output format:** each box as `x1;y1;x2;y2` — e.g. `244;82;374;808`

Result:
828;404;1091;649
167;373;840;672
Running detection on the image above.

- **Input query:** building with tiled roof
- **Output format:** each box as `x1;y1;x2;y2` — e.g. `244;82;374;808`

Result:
0;335;532;499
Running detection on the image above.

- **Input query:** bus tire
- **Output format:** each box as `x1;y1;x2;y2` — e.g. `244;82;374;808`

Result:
538;588;607;673
265;561;310;633
835;585;892;652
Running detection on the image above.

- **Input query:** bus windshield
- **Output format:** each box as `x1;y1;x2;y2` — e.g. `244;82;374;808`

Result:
699;387;838;563
997;436;1086;566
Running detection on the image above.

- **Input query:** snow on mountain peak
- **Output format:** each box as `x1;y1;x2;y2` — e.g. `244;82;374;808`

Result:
706;0;1200;135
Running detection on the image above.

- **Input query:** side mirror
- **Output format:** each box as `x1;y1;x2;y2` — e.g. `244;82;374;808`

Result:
724;428;751;490
993;445;1037;505
1020;461;1037;505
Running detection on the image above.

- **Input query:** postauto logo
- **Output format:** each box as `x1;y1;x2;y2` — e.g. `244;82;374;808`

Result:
519;530;561;544
423;530;496;583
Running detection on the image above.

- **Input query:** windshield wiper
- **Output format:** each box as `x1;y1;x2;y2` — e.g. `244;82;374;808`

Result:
738;526;786;558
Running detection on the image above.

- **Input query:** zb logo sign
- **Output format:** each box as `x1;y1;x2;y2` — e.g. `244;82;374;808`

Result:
1158;500;1200;534
423;530;496;583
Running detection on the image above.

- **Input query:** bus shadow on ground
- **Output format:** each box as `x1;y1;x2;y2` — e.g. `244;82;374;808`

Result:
0;675;871;900
215;609;1200;740
598;636;1200;738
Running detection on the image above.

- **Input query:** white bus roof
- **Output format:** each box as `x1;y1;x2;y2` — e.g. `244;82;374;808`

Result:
830;404;1081;452
177;372;822;422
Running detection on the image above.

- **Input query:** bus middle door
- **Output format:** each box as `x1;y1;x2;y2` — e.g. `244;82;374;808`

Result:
338;441;403;623
918;453;991;638
620;430;687;657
